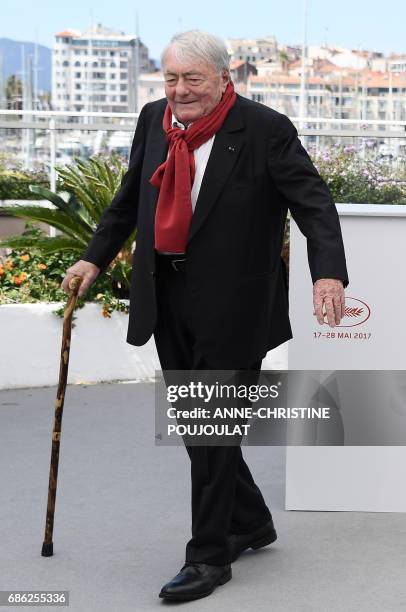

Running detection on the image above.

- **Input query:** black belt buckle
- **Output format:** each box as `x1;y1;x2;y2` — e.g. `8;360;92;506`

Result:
171;258;186;272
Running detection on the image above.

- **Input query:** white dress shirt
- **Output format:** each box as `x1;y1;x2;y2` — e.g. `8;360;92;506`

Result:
158;113;216;254
171;112;215;213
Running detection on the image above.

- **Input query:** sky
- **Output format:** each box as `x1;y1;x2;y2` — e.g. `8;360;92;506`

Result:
1;0;405;61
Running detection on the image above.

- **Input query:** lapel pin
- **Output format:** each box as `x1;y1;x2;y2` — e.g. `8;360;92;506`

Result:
228;146;236;153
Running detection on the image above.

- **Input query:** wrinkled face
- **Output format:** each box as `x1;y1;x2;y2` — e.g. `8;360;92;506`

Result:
163;45;230;125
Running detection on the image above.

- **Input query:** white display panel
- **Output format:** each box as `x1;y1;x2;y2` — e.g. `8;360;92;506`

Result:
286;204;406;512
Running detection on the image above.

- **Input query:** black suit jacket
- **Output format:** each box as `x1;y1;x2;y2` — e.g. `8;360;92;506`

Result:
82;94;349;368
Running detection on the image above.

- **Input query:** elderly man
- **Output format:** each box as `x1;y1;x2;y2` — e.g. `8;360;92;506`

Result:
62;30;348;601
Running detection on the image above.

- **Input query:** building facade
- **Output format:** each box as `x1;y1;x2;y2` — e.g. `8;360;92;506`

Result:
52;23;150;114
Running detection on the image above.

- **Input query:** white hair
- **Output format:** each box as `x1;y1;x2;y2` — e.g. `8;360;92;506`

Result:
161;29;230;74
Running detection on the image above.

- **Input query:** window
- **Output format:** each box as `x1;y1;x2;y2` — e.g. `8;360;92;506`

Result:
120;95;127;102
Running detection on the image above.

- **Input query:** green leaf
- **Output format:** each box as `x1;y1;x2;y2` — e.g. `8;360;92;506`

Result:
0;205;90;243
29;184;94;233
0;234;81;254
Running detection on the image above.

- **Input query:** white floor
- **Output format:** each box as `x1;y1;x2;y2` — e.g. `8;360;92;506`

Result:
1;381;405;611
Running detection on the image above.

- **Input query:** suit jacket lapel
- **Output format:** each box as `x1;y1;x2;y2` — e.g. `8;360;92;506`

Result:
187;95;245;245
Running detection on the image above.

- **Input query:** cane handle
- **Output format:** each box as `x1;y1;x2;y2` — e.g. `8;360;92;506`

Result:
68;275;83;294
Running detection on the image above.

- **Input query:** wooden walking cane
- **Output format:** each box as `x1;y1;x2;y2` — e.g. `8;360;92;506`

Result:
41;274;83;557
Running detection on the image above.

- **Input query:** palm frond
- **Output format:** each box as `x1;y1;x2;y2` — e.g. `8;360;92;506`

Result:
0;234;82;255
56;163;110;220
29;184;94;233
0;205;90;243
55;168;98;217
101;159;117;192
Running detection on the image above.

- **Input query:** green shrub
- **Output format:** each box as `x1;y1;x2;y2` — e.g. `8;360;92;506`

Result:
312;145;406;204
0;223;130;321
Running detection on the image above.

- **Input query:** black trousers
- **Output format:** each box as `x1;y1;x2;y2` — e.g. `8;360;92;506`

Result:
153;252;273;566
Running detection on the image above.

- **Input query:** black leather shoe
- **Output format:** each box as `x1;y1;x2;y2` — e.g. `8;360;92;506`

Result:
159;562;232;601
228;518;277;562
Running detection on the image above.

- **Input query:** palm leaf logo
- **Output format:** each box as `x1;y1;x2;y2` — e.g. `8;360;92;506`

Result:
344;307;364;318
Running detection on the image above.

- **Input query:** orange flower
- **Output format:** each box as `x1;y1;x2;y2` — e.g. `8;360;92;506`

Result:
19;272;28;281
37;263;47;270
0;266;4;276
13;276;22;285
20;254;30;261
102;307;111;318
5;260;13;271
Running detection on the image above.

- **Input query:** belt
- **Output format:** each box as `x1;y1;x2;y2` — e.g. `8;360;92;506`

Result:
156;251;187;273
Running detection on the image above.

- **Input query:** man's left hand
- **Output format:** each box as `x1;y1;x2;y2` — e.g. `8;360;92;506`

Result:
313;278;345;327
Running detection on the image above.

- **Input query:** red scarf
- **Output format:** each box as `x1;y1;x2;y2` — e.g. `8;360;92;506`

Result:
150;81;237;253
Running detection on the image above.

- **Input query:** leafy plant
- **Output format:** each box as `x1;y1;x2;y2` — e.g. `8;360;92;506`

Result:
0;153;136;307
0;222;129;320
0;154;49;199
311;145;406;204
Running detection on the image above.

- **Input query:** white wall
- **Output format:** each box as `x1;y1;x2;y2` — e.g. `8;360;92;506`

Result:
0;302;288;390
